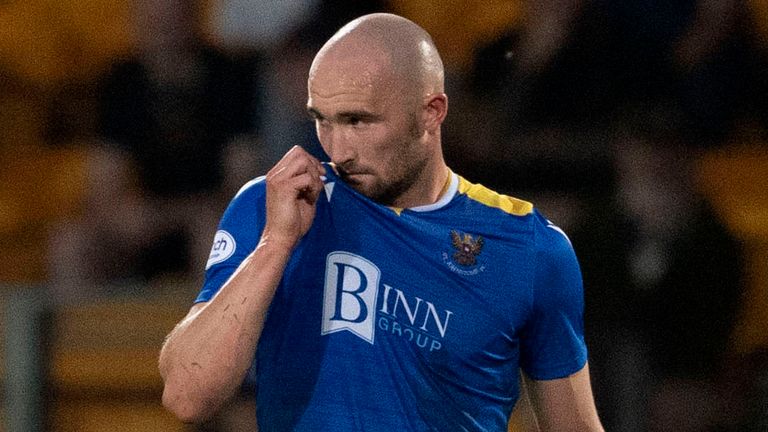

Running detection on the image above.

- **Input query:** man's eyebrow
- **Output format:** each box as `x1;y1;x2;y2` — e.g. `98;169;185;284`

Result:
337;110;379;120
306;107;323;119
306;108;382;122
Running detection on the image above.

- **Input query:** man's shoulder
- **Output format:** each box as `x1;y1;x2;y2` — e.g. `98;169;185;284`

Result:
221;176;267;221
450;175;576;258
455;175;534;219
233;176;267;199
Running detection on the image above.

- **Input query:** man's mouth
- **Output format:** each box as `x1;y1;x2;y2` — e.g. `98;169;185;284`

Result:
342;172;366;184
336;165;367;180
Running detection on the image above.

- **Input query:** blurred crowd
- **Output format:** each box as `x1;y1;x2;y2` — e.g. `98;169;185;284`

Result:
1;0;767;430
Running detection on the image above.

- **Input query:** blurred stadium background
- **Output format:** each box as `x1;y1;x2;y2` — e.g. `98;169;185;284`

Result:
1;0;767;431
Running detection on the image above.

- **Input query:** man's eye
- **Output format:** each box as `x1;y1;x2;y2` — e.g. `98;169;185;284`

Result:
349;117;361;125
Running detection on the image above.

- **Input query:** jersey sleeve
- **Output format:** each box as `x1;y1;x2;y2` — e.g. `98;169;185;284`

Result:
195;177;266;303
519;214;588;380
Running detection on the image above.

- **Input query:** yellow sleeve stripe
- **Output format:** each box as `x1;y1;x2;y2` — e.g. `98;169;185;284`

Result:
457;176;534;216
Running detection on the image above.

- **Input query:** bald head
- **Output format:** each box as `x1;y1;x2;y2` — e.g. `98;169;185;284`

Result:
306;14;450;208
309;13;444;99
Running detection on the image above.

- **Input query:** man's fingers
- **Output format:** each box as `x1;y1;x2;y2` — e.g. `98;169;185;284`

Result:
301;177;324;204
284;172;324;203
263;146;324;241
268;158;313;183
268;146;323;182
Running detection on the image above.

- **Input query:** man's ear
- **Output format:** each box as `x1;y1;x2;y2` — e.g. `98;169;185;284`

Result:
422;93;448;133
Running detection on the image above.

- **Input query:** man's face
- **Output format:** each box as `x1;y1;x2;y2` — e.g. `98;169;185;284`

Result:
307;55;429;206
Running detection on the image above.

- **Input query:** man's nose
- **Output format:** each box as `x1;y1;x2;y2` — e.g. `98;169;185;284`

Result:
327;127;356;165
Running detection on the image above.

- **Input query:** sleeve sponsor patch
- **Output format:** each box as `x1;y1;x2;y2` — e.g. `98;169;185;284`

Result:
206;230;236;269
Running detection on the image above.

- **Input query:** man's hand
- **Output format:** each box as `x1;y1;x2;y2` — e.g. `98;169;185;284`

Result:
263;146;326;249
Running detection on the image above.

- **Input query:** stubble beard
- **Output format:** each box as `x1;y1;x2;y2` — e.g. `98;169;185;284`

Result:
358;117;427;207
366;156;427;206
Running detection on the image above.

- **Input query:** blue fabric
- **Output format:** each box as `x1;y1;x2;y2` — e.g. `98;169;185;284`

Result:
196;167;587;432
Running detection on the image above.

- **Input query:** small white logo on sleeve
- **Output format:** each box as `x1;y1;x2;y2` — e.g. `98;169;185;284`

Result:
206;230;236;269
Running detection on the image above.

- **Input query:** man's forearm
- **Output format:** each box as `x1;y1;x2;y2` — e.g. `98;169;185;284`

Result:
159;238;293;422
525;364;604;432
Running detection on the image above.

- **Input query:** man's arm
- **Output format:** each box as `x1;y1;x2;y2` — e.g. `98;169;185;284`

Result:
523;362;604;432
158;146;325;423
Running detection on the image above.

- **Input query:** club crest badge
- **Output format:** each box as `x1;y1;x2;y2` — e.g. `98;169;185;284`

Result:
443;230;486;275
450;230;484;266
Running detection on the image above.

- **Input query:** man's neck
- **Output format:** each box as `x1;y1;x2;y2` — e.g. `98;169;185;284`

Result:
390;158;451;210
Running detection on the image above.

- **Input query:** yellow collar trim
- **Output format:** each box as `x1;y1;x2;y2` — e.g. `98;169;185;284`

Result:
457;176;533;216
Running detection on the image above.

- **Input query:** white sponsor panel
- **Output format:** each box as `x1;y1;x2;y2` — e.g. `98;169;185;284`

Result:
322;252;380;344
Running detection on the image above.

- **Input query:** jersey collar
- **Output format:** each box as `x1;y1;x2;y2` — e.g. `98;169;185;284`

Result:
407;170;458;213
322;163;458;214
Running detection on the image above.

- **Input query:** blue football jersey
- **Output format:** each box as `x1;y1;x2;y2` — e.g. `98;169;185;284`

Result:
197;167;587;432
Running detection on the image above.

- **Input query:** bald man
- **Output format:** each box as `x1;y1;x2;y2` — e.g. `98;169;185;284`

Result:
160;13;603;431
